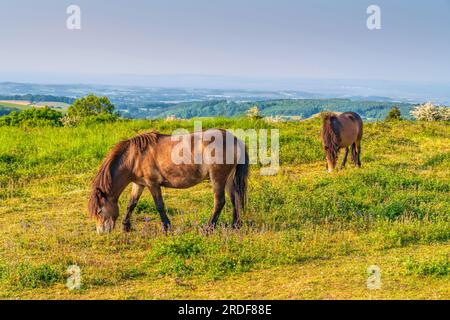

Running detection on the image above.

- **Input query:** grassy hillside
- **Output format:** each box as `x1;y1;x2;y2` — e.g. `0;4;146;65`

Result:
0;118;448;299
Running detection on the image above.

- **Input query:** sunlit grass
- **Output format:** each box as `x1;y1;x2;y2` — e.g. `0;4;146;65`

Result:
0;118;449;299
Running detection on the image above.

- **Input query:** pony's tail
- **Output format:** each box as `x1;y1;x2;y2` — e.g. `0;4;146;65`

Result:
233;149;249;222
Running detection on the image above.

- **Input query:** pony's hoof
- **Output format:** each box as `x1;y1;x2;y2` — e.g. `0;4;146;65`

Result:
162;222;171;233
203;224;216;234
122;222;132;232
232;221;242;230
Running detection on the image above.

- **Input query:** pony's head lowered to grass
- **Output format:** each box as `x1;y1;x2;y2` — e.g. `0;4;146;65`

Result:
321;112;340;172
320;112;363;173
88;140;130;234
88;132;160;234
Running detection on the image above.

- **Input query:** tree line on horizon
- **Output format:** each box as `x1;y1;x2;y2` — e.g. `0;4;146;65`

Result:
0;94;75;104
0;93;449;127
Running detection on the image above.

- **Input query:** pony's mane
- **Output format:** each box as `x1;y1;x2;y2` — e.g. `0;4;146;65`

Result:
321;113;341;163
88;131;160;217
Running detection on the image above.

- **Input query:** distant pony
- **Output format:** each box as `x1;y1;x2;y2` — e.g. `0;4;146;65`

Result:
321;112;363;172
88;130;249;234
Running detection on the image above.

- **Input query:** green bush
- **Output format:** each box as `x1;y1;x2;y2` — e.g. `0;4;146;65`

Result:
62;94;119;126
67;94;115;117
385;106;402;121
0;107;63;127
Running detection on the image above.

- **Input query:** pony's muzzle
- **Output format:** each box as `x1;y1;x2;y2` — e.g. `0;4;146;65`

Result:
96;219;115;234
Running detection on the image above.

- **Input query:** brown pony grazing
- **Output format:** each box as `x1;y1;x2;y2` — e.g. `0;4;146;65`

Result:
88;130;249;234
321;112;363;172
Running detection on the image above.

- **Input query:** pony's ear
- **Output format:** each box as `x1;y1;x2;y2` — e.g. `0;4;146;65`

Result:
96;188;106;200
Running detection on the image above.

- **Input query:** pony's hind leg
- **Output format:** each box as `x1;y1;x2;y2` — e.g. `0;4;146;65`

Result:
356;141;362;167
226;179;241;229
148;184;171;232
351;143;358;165
341;147;349;168
207;182;226;230
123;183;144;232
351;141;362;167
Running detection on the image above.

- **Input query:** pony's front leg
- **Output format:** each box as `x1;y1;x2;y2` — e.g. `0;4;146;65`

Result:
122;183;144;232
148;185;171;232
341;147;349;168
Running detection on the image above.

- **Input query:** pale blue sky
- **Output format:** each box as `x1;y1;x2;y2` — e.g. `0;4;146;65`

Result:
0;0;450;83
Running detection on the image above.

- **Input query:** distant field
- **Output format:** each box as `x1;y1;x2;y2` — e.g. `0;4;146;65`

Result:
0;100;69;111
0;101;30;110
34;102;70;109
0;118;448;299
0;100;31;106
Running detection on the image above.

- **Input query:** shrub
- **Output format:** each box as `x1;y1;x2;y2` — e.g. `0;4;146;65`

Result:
63;94;118;126
0;107;63;127
67;94;115;117
385;106;402;121
246;106;263;120
410;102;450;121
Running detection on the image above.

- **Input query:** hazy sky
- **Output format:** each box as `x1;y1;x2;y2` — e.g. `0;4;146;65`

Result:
1;0;450;83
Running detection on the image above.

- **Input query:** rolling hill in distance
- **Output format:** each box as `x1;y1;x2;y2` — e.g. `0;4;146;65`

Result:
0;79;447;120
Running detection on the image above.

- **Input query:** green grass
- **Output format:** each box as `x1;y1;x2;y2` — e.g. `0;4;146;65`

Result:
0;118;449;299
8;264;64;289
406;255;449;277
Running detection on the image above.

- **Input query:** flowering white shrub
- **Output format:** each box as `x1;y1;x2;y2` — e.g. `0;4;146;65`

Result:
410;102;450;121
246;106;263;120
264;115;303;123
265;115;285;123
438;106;450;121
165;115;177;122
61;115;81;127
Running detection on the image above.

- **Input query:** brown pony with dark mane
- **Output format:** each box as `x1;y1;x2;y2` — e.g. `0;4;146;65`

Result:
88;130;249;234
321;112;363;172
